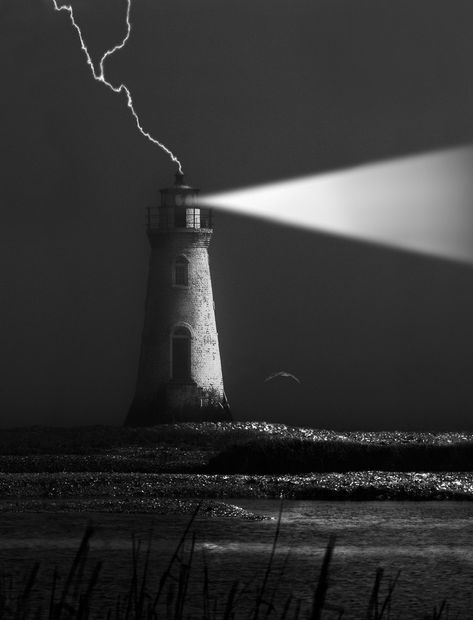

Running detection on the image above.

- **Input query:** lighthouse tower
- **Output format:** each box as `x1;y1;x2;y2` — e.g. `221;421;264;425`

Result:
125;173;231;426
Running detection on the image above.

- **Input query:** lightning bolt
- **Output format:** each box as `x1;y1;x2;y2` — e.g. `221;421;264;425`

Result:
51;0;184;173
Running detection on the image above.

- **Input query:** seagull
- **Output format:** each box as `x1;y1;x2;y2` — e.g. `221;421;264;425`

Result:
264;371;301;384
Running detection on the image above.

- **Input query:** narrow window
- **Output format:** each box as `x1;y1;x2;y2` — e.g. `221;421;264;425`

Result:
174;207;187;228
172;326;191;381
174;256;189;286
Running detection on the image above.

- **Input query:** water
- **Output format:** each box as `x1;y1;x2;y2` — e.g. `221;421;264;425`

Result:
1;501;473;618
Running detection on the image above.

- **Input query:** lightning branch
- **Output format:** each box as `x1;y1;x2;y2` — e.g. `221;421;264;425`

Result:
51;0;184;173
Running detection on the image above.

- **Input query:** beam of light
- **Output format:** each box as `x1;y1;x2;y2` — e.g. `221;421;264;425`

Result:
51;0;184;173
200;147;473;263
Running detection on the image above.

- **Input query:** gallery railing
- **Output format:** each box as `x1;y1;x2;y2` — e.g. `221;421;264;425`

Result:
146;207;213;231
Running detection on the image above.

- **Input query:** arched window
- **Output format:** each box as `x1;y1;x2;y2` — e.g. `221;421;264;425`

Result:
172;326;191;381
174;256;189;287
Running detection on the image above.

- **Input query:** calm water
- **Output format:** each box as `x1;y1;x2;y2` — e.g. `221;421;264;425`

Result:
1;501;473;618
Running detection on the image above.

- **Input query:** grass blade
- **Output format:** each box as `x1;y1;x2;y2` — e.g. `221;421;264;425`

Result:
253;499;283;620
309;535;336;620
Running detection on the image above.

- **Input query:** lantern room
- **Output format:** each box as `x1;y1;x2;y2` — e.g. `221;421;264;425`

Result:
147;172;213;231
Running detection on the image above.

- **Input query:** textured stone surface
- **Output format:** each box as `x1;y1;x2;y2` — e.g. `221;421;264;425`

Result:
126;228;230;425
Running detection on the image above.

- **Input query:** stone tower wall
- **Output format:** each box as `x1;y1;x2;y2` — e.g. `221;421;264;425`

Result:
126;229;229;425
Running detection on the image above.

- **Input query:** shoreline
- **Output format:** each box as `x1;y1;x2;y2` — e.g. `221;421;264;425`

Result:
0;497;269;519
1;424;473;514
1;471;472;512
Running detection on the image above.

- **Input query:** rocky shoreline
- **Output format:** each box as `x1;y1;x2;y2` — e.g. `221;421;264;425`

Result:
0;496;268;519
0;471;472;512
1;424;472;515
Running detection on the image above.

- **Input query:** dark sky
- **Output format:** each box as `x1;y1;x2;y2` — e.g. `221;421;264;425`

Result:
1;0;473;429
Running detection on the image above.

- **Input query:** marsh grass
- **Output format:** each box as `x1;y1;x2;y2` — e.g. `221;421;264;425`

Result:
1;424;473;475
0;424;287;456
207;438;473;473
0;505;457;620
4;442;473;475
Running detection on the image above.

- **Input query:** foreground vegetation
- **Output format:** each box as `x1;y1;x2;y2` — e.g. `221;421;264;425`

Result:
0;423;473;506
208;437;473;474
0;425;469;616
0;507;456;619
0;423;472;475
1;471;473;507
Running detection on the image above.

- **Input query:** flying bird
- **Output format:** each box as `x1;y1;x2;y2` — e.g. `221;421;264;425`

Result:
264;371;301;384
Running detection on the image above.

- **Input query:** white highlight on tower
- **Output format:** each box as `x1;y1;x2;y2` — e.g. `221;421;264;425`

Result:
51;0;184;173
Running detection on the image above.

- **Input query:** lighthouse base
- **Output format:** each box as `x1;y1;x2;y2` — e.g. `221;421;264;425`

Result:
125;382;232;427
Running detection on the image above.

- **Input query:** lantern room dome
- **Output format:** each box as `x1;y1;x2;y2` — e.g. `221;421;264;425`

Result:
173;172;191;189
147;173;212;232
160;172;199;207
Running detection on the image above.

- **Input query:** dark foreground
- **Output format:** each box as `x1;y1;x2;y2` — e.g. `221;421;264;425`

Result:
1;501;471;619
0;424;472;618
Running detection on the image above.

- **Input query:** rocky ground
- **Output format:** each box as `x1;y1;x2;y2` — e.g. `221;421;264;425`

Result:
1;423;473;515
0;471;472;511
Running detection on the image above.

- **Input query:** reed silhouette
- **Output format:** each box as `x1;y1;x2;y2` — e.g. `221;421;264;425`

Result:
0;504;456;619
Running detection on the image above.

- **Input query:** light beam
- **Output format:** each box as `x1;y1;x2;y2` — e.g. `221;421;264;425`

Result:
201;147;473;263
51;0;184;173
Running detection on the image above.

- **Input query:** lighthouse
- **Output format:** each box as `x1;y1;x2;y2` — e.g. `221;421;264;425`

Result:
125;173;231;426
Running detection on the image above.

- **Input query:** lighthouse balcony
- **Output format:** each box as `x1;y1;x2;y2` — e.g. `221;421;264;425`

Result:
146;207;213;232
